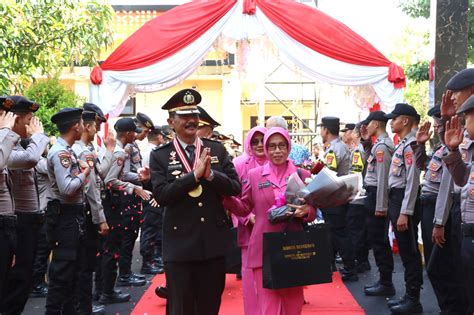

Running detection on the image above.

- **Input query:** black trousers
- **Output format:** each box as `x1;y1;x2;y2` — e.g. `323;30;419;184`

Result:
32;219;51;287
461;224;474;313
101;193;123;294
420;193;436;265
140;204;163;262
0;216;16;301
347;203;369;263
365;186;394;285
1;212;43;315
322;204;355;269
118;193;142;276
427;202;468;313
76;206;99;315
388;188;423;294
164;256;226;315
45;204;85;315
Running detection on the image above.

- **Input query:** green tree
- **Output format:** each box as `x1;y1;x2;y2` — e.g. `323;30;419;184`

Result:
399;0;474;63
24;78;84;136
0;0;114;94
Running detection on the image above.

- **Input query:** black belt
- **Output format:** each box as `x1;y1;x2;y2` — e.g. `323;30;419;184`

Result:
0;215;16;229
59;203;85;215
461;223;474;237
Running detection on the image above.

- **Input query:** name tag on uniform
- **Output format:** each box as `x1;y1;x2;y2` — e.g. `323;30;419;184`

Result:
210;156;219;164
168;164;182;171
258;181;272;189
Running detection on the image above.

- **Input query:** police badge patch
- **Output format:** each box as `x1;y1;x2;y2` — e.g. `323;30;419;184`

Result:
59;152;71;168
85;154;95;168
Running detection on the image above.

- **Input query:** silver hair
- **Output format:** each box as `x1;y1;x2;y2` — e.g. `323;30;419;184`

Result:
266;116;288;129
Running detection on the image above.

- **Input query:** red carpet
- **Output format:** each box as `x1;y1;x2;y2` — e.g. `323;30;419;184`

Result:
132;273;364;314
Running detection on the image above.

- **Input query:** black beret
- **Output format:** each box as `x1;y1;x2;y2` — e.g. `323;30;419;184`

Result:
51;108;83;125
360;111;388;125
114;117;142;133
162;89;201;114
83;103;106;122
340;123;356;132
135;112;154;129
385;103;418;119
446;68;474;91
427;105;441;118
457;95;474;114
0;96;13;112
82;111;97;122
9;96;39;113
317;116;340;128
197;106;220;128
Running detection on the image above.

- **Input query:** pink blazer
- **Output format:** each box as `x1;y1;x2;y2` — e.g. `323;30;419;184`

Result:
225;161;316;269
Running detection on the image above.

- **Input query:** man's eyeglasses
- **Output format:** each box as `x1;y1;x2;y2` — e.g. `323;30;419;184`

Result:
251;138;264;146
267;143;288;151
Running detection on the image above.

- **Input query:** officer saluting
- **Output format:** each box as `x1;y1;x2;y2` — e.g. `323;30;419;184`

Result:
0;97;19;301
360;111;396;297
150;89;241;315
385;103;423;314
45;108;91;314
443;95;474;313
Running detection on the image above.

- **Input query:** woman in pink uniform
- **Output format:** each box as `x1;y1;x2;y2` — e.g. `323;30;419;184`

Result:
225;127;316;315
232;126;267;315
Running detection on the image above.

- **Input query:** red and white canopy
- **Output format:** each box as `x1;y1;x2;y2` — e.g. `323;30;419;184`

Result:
90;0;405;117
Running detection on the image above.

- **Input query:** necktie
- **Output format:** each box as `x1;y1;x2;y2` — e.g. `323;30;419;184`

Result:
186;145;195;165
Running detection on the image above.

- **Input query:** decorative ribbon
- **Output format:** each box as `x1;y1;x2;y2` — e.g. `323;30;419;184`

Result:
173;137;202;173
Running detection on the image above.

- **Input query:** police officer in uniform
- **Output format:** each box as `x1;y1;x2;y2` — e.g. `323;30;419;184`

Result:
443;95;474;313
385;103;423;314
196;105;221;139
82;102;116;301
318;116;358;281
116;112;153;284
0;98;20;301
72;111;110;315
360;111;396;296
341;123;356;147
1;96;50;315
346;124;370;273
416;105;469;313
150;89;241;315
140;126;166;275
100;118;151;304
45;108;90;314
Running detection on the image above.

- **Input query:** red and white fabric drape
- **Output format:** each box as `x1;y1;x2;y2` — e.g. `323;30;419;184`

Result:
90;0;405;117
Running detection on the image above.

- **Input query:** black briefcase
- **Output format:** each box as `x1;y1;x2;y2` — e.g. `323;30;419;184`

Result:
263;223;333;289
225;227;242;274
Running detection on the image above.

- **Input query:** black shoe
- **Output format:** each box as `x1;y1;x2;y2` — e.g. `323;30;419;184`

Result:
132;272;146;280
141;261;164;275
155;286;168;299
387;294;408;308
30;283;48;298
116;274;146;287
335;254;343;264
364;283;395;296
340;269;359;282
364;281;379;290
356;261;371;273
99;292;131;304
154;256;164;269
92;303;106;315
390;296;423;314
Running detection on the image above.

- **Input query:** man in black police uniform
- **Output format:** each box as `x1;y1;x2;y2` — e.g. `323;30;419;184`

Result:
45;108;90;314
150;89;241;315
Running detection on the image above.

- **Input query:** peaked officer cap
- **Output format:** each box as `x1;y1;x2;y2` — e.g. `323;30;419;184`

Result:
162;89;201;114
197;106;220;128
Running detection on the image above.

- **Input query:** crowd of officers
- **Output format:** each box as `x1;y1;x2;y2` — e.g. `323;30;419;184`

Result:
2;68;474;315
320;68;474;315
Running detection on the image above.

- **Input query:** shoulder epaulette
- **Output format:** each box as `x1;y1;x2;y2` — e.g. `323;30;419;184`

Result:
154;142;172;150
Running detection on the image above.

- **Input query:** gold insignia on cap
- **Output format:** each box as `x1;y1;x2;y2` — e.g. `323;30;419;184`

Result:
30;103;39;111
3;98;13;109
183;91;195;105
